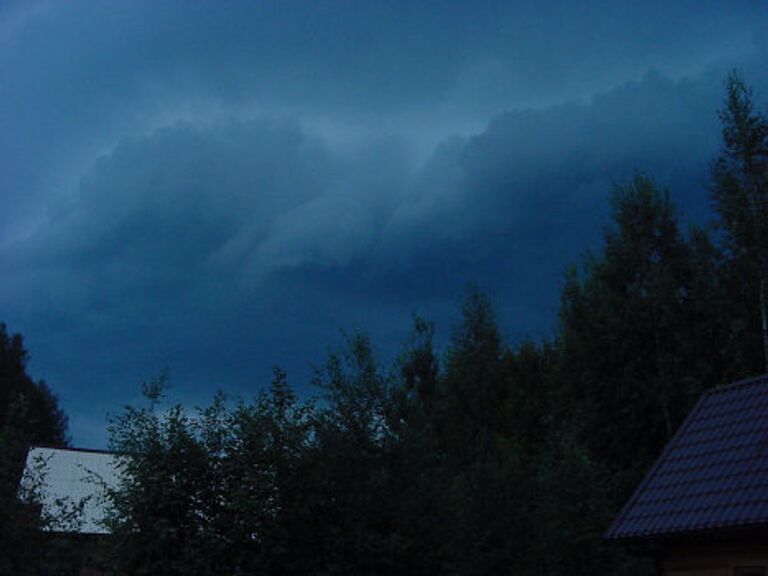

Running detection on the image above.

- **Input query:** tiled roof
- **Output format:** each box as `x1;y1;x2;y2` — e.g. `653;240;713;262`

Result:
605;375;768;541
20;446;118;535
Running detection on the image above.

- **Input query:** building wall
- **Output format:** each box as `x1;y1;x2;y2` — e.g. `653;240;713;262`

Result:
662;540;768;576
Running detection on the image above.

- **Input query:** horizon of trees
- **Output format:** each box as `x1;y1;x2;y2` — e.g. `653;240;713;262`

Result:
2;70;767;575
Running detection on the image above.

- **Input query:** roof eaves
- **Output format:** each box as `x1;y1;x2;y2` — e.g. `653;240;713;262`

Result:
604;390;710;541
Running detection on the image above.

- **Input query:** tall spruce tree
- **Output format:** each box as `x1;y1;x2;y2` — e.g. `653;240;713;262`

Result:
558;175;724;496
433;288;535;576
711;71;768;375
439;286;505;464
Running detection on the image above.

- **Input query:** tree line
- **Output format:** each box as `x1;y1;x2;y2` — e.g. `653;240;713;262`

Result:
2;71;767;575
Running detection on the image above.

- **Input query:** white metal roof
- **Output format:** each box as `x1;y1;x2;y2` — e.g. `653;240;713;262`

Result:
21;446;118;535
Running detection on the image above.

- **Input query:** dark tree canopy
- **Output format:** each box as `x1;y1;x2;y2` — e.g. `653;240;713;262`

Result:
0;323;70;575
713;71;768;263
558;174;728;495
0;323;68;446
711;71;768;374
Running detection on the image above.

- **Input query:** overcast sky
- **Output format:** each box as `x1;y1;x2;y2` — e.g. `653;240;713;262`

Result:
2;1;768;447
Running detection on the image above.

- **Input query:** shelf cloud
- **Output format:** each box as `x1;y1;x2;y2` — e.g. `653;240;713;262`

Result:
2;0;767;445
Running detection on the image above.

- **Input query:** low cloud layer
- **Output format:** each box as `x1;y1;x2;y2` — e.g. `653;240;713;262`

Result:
2;1;768;445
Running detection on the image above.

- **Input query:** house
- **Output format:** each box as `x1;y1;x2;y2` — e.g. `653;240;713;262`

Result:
605;375;768;574
20;446;118;575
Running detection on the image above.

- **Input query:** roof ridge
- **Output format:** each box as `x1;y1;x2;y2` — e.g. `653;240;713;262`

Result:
705;373;768;395
30;444;115;456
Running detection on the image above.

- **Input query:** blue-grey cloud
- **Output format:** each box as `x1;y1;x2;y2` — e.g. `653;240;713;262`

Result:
3;0;765;242
2;1;768;446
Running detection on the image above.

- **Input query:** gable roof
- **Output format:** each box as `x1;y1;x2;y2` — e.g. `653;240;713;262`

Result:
605;375;768;541
20;446;118;535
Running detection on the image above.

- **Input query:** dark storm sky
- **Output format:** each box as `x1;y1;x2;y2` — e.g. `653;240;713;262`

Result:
2;0;768;446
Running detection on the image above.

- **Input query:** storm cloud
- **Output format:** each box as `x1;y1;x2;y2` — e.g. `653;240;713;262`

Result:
2;0;768;445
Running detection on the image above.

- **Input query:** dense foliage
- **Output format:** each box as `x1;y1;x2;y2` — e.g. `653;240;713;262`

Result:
102;291;643;575
0;323;70;575
558;175;730;498
711;71;768;374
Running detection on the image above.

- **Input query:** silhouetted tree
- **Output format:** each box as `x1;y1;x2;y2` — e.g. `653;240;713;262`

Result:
558;175;724;496
0;322;70;574
711;71;768;374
